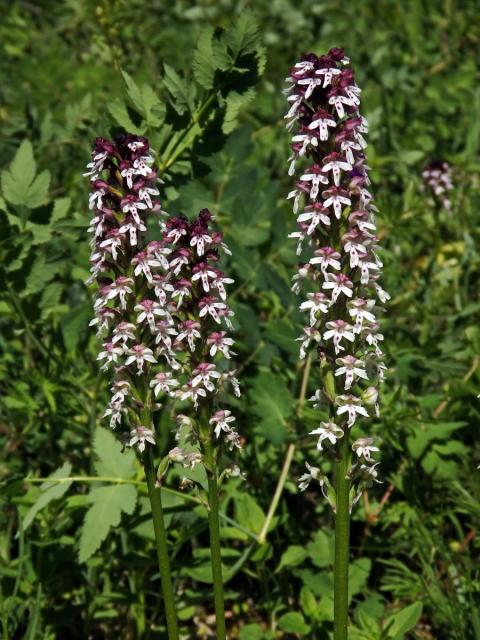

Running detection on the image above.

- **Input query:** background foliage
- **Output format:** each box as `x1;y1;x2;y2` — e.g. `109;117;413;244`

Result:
1;1;479;638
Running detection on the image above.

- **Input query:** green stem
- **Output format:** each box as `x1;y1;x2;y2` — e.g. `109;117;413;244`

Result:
204;439;226;640
334;430;351;640
143;448;179;640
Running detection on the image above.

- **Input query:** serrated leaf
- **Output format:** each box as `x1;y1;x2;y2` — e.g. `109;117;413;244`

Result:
223;89;255;134
23;255;60;296
23;462;73;530
50;197;71;223
193;27;217;90
23;170;50;208
307;530;334;568
79;484;137;562
108;99;145;134
121;71;165;126
1;140;50;208
163;64;195;115
225;9;260;59
93;427;137;478
25;222;53;246
121;70;143;110
251;372;293;444
60;303;91;352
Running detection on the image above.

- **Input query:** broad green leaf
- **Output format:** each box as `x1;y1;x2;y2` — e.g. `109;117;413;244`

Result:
1;140;50;208
234;493;266;535
78;484;137;562
385;602;422;639
225;9;260;58
277;545;308;572
93;427;137;478
307;530;334;568
23;462;73;530
50;197;71;223
26;221;53;245
24;170;50;208
277;611;310;635
223;89;255;134
251;372;294;444
23;256;60;296
163;64;195;115
349;558;372;601
238;624;265;640
121;71;165;126
108;99;145;135
1;140;36;204
193;26;217;90
60;303;91;352
299;587;318;619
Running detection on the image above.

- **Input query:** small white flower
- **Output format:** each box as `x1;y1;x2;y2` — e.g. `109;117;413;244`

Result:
336;394;369;427
352;437;379;462
323;320;355;354
128;425;156;453
335;355;368;390
124;344;157;375
209;410;236;439
298;462;323;491
310;421;344;450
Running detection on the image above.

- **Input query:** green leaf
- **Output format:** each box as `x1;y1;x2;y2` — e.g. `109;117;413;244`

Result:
50;197;71;223
93;427;137;479
23;255;60;296
277;611;310;635
225;9;260;59
163;64;195;115
108;99;145;134
1;140;50;208
307;530;334;568
60;304;91;352
299;587;318;619
385;602;422;639
251;372;294;444
349;558;372;600
121;71;165;126
238;624;265;640
223;89;255;134
277;545;308;572
79;484;137;562
234;493;266;536
193;26;217;90
23;462;73;530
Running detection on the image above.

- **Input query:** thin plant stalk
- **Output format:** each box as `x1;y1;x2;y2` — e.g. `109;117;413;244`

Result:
334;428;351;640
143;448;180;640
203;438;227;640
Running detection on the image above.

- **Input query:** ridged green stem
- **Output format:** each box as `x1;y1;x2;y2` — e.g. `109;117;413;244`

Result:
333;429;351;640
143;448;179;640
203;438;227;639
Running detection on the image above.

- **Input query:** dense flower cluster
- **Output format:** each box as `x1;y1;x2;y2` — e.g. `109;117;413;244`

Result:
85;134;240;458
284;49;388;502
421;160;453;211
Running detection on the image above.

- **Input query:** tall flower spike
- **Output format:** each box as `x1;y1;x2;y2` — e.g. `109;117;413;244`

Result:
285;48;388;640
86;133;178;450
85;133;181;638
284;49;388;501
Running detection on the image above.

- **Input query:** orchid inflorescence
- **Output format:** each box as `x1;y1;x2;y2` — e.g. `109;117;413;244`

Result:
284;48;388;506
85;134;241;468
421;160;454;211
